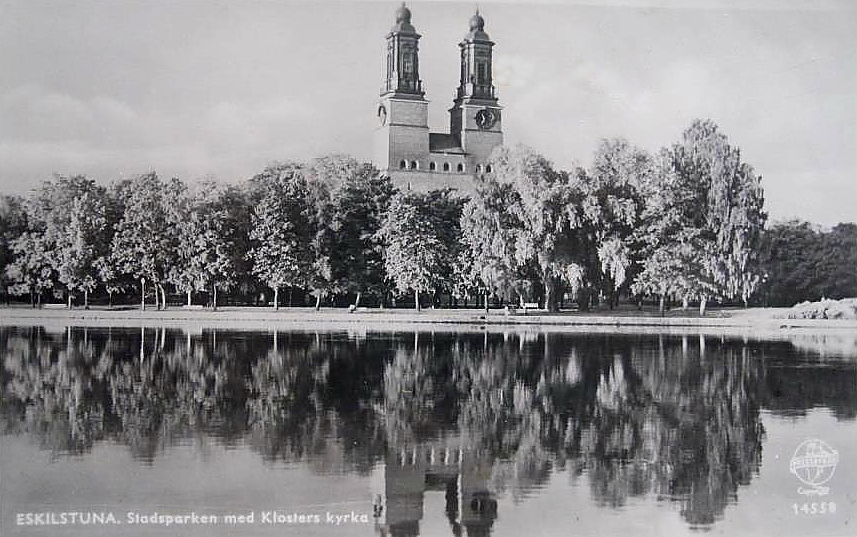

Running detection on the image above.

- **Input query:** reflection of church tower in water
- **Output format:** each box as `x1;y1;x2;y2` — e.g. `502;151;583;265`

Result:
374;4;504;193
372;441;498;537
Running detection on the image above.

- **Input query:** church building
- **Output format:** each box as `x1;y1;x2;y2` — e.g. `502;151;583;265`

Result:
374;4;503;192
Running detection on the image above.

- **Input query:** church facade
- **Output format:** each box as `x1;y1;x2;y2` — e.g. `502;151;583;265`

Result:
374;4;503;192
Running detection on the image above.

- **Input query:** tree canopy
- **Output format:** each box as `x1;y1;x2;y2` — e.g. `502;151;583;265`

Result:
4;122;850;312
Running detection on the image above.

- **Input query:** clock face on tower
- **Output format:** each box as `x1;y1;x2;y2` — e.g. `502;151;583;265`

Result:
378;104;387;126
475;108;497;130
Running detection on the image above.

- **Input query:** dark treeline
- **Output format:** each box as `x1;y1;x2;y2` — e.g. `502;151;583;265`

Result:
0;119;851;312
757;220;857;306
2;327;855;525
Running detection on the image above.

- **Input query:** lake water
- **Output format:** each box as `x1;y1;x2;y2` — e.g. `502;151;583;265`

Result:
1;325;855;536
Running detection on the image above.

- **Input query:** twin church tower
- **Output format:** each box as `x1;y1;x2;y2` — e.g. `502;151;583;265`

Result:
374;4;503;191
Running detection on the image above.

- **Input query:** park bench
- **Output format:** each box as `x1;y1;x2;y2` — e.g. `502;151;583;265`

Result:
504;302;541;315
522;302;540;313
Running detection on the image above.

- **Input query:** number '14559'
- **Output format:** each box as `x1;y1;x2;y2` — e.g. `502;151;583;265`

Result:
793;502;836;515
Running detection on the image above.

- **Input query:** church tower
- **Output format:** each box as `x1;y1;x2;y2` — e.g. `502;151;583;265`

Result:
449;10;503;173
374;4;430;176
374;5;503;192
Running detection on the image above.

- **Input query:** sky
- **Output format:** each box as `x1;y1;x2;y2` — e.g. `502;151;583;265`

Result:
1;0;855;225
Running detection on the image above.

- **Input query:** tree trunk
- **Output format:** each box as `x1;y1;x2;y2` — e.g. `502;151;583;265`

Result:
682;295;689;310
545;279;558;312
659;293;665;316
212;285;218;311
288;286;293;307
187;290;192;306
67;293;72;310
159;285;167;310
414;289;420;311
314;293;321;311
484;291;489;313
354;291;362;308
84;290;89;309
108;291;113;309
141;279;146;311
578;288;590;312
273;287;279;310
37;292;42;308
699;296;708;316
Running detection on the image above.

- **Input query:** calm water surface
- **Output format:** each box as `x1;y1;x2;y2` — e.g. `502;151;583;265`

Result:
1;326;855;536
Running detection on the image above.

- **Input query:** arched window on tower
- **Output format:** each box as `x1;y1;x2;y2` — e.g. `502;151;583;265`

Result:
399;160;407;170
476;164;483;174
411;160;418;170
456;163;464;172
485;164;493;173
443;162;450;172
429;162;436;171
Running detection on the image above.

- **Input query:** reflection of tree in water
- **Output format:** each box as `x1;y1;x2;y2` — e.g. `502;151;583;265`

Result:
2;327;108;455
758;339;857;421
3;327;855;531
246;331;386;474
0;327;386;473
381;333;459;445
382;333;770;527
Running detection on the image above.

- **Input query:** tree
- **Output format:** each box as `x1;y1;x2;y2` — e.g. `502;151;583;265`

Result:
4;176;108;308
580;138;652;308
377;191;448;311
633;151;714;313
56;190;108;308
111;173;173;310
633;120;766;314
166;182;236;308
459;179;521;309
248;164;315;310
463;144;588;312
425;189;467;304
311;156;393;308
5;231;55;307
815;223;857;300
214;183;256;306
92;254;124;308
302;156;345;309
756;220;857;306
0;195;28;304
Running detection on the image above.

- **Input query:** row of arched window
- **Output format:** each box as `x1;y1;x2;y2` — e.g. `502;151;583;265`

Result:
398;160;493;174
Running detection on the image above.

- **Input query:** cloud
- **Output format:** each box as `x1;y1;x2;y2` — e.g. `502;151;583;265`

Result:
0;84;321;187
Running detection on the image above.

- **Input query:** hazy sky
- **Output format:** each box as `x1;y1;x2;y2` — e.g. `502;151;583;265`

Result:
1;0;855;225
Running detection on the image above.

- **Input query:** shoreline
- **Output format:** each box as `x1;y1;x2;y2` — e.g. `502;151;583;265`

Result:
2;305;855;334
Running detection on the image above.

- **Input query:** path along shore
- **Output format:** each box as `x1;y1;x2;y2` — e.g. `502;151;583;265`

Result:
1;305;855;337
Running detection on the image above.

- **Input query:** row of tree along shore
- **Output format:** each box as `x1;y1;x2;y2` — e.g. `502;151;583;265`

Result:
1;119;854;314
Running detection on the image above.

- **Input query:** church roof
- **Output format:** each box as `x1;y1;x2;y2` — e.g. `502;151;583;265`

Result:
429;133;465;154
465;9;491;41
